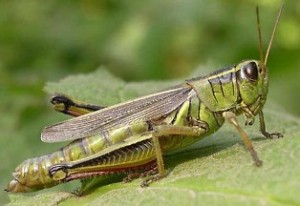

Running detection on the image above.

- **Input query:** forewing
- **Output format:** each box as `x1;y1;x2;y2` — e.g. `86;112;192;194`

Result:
42;85;192;142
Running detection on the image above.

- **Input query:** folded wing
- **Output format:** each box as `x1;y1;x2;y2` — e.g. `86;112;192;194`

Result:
41;85;193;142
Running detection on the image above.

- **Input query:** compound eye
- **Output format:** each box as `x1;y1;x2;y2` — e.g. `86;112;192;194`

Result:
240;62;258;81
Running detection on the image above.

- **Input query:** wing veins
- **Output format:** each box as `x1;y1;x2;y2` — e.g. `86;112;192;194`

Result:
42;85;192;142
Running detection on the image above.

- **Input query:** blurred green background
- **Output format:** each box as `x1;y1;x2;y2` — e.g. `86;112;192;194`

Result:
0;0;299;204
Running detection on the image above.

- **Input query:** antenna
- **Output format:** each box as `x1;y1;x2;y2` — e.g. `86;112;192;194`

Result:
264;3;284;65
256;6;264;63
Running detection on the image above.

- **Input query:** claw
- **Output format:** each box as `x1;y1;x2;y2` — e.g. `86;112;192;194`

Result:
263;131;283;139
245;118;255;126
141;174;164;187
140;169;167;187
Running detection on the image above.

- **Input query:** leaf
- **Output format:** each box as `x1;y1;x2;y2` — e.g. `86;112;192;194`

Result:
7;68;300;206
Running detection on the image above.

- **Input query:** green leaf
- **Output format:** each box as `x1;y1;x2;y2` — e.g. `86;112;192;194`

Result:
7;68;300;206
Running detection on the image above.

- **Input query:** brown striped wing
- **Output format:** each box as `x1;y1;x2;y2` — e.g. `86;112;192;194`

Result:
42;85;193;142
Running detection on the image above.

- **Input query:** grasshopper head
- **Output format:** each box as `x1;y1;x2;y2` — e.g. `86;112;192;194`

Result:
236;60;268;115
236;4;283;115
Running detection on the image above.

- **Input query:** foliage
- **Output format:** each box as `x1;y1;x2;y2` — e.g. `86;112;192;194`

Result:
0;1;299;205
6;69;300;206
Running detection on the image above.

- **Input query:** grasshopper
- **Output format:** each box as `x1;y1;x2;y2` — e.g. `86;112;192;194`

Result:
6;5;283;193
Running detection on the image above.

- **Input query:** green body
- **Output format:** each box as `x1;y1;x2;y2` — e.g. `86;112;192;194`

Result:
8;3;285;192
7;59;272;192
